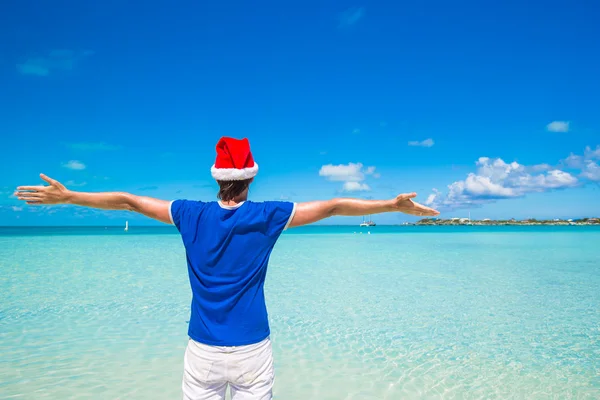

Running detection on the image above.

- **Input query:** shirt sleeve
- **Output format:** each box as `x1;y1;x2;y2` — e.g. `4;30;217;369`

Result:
263;201;297;237
170;200;204;232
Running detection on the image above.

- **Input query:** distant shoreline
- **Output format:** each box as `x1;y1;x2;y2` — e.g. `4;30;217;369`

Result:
414;218;600;226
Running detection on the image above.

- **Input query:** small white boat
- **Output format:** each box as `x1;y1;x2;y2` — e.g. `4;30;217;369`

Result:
124;221;129;232
360;215;376;227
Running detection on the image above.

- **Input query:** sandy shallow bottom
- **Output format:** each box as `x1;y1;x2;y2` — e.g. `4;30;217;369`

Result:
1;230;599;399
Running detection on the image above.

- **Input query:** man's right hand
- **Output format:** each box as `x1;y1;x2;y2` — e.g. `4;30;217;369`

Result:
390;193;439;217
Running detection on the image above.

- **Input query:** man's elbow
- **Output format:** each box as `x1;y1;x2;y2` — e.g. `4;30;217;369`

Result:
328;199;342;217
121;193;138;212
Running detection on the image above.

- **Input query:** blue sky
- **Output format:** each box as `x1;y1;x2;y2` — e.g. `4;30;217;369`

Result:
1;0;599;225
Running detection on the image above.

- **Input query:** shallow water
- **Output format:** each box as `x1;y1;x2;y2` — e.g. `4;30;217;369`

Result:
1;227;599;399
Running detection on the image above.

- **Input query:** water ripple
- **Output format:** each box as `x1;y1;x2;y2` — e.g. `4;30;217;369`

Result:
1;231;599;399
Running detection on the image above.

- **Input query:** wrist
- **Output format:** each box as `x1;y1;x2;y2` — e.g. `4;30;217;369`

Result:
384;199;397;211
63;190;76;204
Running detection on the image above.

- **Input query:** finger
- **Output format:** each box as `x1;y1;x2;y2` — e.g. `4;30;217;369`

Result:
16;185;45;191
410;203;439;216
410;209;437;216
415;205;439;215
17;192;43;197
40;174;58;186
420;209;440;216
412;201;434;210
17;194;43;201
16;191;43;197
26;201;42;205
397;192;417;200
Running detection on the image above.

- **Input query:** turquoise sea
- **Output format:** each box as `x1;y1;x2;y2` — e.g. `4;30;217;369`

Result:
1;226;599;399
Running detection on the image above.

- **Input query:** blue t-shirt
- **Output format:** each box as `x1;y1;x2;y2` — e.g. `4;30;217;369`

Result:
170;200;296;346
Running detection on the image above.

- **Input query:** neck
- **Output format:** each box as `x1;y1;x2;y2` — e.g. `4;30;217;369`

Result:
221;193;248;206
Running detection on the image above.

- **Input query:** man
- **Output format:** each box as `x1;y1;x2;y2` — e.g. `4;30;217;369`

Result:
15;137;439;400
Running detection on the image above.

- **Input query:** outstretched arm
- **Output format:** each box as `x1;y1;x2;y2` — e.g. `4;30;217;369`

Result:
288;193;439;228
15;174;172;224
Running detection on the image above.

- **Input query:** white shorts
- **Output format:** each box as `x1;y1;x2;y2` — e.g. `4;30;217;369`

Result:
182;337;274;400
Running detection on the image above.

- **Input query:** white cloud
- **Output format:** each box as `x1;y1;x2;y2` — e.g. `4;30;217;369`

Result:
546;121;569;133
68;142;121;151
363;166;380;178
455;173;518;199
581;161;600;181
338;7;365;28
319;162;376;192
428;155;581;210
12;206;23;212
319;162;365;182
514;169;578;190
343;182;370;192
584;145;600;160
562;145;600;180
62;160;86;170
529;163;553;172
425;189;440;206
17;49;94;76
365;166;376;175
408;138;435;147
563;153;584;169
474;157;522;183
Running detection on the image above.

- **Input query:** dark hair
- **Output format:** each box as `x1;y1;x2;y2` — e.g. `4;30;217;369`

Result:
217;179;252;202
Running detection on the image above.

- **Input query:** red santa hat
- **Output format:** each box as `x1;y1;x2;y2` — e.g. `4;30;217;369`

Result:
211;137;259;181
